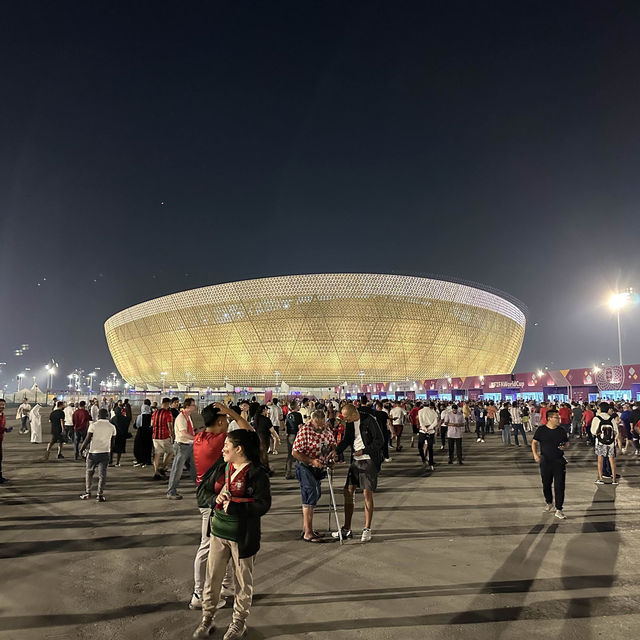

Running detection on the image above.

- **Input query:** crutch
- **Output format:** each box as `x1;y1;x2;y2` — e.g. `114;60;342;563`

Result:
326;467;343;545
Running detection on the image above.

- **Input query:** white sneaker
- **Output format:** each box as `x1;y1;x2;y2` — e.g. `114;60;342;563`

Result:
331;527;352;539
476;438;481;442
622;448;627;455
189;592;202;610
223;620;247;640
542;503;554;512
361;528;372;543
384;457;392;462
554;509;567;520
481;439;485;443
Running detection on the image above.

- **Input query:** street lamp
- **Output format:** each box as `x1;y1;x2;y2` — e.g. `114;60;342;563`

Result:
17;373;25;392
160;372;167;393
608;289;633;365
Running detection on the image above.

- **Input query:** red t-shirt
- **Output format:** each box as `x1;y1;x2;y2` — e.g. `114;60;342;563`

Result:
193;431;226;484
558;407;571;424
72;408;92;432
0;412;6;441
409;406;420;427
583;409;594;427
540;406;549;425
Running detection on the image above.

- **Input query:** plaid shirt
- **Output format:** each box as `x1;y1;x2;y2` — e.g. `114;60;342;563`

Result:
151;408;173;440
292;423;336;459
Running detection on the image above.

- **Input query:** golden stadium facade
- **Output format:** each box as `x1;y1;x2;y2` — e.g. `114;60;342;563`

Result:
104;273;526;389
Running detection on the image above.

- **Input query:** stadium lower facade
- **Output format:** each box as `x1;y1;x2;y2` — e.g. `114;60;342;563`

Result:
104;273;527;390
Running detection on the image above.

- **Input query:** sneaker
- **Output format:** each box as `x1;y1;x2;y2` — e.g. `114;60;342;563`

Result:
167;493;183;500
543;503;554;512
602;475;612;479
481;439;485;443
476;438;481;442
331;527;353;539
189;592;202;610
80;492;91;500
448;460;453;464
193;616;214;639
96;495;106;502
57;454;64;459
223;620;247;640
272;450;278;455
595;479;605;485
152;473;163;480
622;448;627;455
612;480;619;485
361;528;372;543
554;509;567;520
440;445;445;450
429;464;435;471
384;457;392;462
0;477;7;484
220;585;235;598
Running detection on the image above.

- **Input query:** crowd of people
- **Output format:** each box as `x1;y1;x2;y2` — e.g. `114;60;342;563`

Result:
1;391;639;637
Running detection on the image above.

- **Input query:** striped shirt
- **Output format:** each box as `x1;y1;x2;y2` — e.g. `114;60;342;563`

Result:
152;408;173;440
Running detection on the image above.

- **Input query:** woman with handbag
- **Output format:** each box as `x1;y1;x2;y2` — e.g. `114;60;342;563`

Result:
193;429;271;640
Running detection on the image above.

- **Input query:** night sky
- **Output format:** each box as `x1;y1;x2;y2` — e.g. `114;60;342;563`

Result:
1;1;639;390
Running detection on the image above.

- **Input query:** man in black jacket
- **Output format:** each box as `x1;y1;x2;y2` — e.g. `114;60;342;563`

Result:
332;403;384;543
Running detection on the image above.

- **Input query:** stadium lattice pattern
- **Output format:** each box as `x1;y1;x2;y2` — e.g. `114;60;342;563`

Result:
104;273;526;388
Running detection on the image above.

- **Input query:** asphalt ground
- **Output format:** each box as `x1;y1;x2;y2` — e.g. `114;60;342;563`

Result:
1;413;639;640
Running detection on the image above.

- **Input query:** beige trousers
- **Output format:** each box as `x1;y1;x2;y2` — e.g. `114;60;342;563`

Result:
201;535;255;621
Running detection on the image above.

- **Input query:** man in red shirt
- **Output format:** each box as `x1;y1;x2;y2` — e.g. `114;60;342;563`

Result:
558;403;572;436
0;398;13;484
583;404;595;443
539;402;549;426
151;398;174;480
190;403;252;611
72;400;92;460
409;402;421;448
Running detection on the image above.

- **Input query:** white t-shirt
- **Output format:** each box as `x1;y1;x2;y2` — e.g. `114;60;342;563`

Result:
88;420;117;454
352;419;370;461
390;406;405;425
90;404;99;421
174;412;194;444
418;406;439;433
268;404;283;427
64;406;75;425
227;419;241;432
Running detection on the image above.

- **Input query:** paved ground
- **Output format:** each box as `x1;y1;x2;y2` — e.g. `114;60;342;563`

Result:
1;413;639;639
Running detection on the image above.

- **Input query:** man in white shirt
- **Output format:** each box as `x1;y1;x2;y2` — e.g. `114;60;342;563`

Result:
90;399;99;422
268;398;283;454
389;402;406;451
445;404;465;464
591;402;623;484
79;408;116;502
63;402;76;443
418;402;439;469
167;398;198;499
509;403;527;446
17;398;32;434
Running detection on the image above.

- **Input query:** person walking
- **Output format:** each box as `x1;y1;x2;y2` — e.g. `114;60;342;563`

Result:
332;403;384;542
44;401;66;460
445;404;465;464
267;398;283;454
486;401;497;434
151;398;174;480
79;408;117;502
0;398;13;483
389;401;406;451
72;400;92;460
167;397;198;499
591;402;622;485
193;430;271;640
133;400;154;467
510;403;527;446
417;401;439;469
63;402;75;443
284;401;303;479
531;408;569;519
16;398;31;434
29;404;42;443
474;403;486;442
499;402;512;446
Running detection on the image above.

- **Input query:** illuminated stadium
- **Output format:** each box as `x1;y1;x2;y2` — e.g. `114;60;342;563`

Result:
104;273;526;389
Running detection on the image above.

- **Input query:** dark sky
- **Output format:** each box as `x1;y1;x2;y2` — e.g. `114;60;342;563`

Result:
1;1;639;390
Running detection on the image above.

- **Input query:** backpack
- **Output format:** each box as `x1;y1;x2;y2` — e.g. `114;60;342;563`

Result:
596;416;615;446
285;412;299;432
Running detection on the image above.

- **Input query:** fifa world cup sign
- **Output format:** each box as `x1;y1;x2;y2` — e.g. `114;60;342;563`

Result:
594;366;625;391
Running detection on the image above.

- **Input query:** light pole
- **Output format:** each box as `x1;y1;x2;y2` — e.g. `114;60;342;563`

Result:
609;289;633;366
160;372;167;393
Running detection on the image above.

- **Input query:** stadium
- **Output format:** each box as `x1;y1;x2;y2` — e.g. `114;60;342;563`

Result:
104;273;527;390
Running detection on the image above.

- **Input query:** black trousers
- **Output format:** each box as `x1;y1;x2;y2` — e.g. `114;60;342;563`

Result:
418;432;434;465
440;426;448;448
540;457;566;510
476;422;486;439
448;437;462;462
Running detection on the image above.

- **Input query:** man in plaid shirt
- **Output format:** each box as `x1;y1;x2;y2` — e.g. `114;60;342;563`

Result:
151;397;174;480
292;410;336;542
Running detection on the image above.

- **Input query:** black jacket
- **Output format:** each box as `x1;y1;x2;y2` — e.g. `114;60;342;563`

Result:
199;460;271;558
337;412;385;469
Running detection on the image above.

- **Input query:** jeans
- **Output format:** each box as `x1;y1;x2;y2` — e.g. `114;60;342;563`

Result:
295;462;322;507
74;429;87;459
20;416;29;433
475;422;485;439
448;437;462;462
501;425;511;445
540;457;566;510
167;442;195;495
285;433;296;477
486;417;495;433
512;424;527;446
418;432;435;465
86;452;109;495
